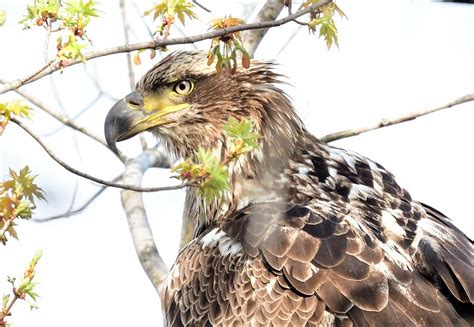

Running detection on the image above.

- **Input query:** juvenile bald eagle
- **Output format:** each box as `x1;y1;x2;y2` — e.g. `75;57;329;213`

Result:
105;51;473;326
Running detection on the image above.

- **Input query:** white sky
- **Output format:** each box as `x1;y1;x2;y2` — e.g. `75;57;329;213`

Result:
0;0;473;326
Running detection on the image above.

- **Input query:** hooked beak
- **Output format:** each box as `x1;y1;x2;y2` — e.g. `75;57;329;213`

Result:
104;91;145;155
104;90;189;154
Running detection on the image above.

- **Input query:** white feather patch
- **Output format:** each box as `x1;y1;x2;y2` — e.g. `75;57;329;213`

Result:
330;147;358;174
200;228;243;256
379;240;413;270
381;210;406;239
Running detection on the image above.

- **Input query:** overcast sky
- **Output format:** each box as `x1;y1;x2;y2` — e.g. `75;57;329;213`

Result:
1;0;473;326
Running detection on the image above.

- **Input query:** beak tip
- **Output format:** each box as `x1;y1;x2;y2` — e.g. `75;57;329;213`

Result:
104;93;146;156
104;100;127;156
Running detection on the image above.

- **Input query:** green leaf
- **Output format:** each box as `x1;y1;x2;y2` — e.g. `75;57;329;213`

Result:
307;2;346;50
11;166;45;204
0;100;32;120
200;164;229;203
19;0;61;26
0;10;6;26
64;0;100;17
224;117;260;156
2;294;10;310
57;34;87;62
7;225;18;240
145;0;196;34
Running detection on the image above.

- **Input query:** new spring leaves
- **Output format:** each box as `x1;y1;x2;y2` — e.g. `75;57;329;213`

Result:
0;101;31;135
172;117;260;203
140;0;344;74
1;251;43;325
13;0;345;72
0;10;6;27
0;166;44;245
19;0;99;67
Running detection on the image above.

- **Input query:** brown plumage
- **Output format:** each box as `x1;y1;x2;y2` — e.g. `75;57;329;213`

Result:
104;51;474;326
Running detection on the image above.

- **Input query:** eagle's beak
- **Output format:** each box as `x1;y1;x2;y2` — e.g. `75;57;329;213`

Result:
104;90;189;154
104;91;146;155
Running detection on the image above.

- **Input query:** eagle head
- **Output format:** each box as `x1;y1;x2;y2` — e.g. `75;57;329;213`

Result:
104;50;302;161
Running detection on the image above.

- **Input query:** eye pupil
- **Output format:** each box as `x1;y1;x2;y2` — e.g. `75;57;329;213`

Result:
174;80;193;95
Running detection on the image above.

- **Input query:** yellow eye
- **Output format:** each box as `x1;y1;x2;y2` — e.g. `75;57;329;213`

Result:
173;80;194;95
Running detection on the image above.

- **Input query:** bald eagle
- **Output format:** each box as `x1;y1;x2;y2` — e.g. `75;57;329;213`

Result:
104;51;473;326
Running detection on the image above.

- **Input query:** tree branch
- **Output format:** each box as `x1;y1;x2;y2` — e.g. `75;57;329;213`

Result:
192;0;211;13
119;0;135;91
41;92;102;137
10;117;186;193
0;0;330;94
118;0;171;295
243;0;285;56
321;93;474;143
120;150;170;294
33;174;123;222
7;85;123;158
0;215;14;244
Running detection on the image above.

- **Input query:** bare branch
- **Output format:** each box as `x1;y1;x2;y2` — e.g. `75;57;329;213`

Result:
275;24;303;57
10;117;187;193
0;80;123;157
119;0;136;91
0;0;330;94
132;2;155;39
33;174;122;223
192;0;211;13
41;92;102;137
121;150;170;293
321;93;474;143
243;0;285;56
3;61;53;92
0;216;14;244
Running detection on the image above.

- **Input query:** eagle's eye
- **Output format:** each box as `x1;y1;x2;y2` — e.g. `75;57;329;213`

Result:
173;80;194;95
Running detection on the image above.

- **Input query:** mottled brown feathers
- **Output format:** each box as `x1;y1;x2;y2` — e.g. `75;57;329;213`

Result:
139;51;474;326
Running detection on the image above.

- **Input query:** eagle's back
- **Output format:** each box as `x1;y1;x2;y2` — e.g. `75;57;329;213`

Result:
161;140;473;326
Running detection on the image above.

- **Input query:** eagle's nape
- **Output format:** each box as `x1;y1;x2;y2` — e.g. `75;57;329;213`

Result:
104;51;474;326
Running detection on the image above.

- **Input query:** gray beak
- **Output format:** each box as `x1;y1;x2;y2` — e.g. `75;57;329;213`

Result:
104;92;145;155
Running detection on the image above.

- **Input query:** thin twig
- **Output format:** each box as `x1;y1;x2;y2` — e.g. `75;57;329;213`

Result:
119;0;149;148
243;0;285;56
33;174;123;222
276;24;303;57
10;117;186;193
132;2;155;39
0;216;14;243
1;82;123;157
0;291;19;325
120;0;136;91
321;93;474;143
192;0;211;13
47;74;84;211
41;92;102;137
0;0;330;94
4;61;53;92
43;28;52;64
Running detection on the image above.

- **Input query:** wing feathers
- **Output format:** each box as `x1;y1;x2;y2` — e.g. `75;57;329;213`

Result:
220;201;470;326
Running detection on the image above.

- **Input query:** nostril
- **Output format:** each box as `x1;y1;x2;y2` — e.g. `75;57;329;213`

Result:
125;91;143;107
